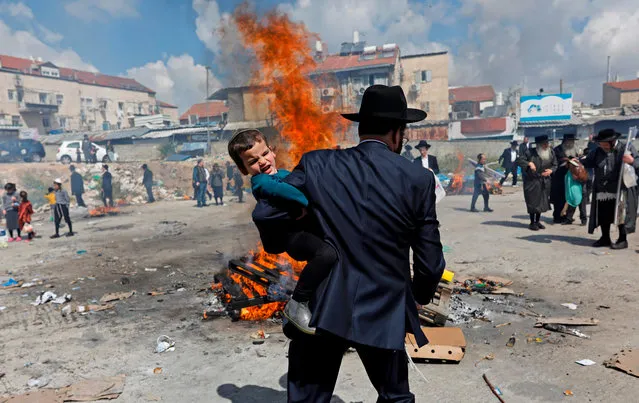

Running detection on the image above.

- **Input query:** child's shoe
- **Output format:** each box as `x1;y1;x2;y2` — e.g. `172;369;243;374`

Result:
7;237;14;243
283;300;316;335
15;237;22;242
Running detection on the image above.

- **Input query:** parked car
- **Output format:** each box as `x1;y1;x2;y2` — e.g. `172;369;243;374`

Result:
56;141;119;164
0;139;46;163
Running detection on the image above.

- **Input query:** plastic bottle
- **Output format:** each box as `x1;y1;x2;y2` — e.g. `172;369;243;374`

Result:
0;228;8;248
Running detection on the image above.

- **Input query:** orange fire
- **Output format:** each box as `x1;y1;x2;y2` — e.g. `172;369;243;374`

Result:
233;4;349;168
447;151;466;195
88;206;120;217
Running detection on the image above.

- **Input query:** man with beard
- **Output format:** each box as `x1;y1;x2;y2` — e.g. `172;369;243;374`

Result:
551;133;587;225
517;135;558;231
582;129;639;249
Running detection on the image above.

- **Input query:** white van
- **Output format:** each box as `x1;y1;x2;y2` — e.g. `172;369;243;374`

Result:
56;141;118;164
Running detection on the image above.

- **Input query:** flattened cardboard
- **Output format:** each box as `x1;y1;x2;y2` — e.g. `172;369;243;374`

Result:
406;327;466;362
604;349;639;378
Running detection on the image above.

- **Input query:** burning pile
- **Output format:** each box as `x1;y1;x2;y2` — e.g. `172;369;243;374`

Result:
88;206;120;217
209;245;305;321
446;152;472;195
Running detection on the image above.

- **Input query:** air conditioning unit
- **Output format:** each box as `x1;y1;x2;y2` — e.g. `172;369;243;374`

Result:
452;111;471;121
410;84;420;93
322;105;334;114
321;88;335;97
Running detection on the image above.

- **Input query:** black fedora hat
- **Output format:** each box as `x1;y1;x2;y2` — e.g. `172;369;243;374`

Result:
593;128;621;142
562;133;576;140
341;85;427;123
510;140;519;146
415;140;431;149
535;135;549;144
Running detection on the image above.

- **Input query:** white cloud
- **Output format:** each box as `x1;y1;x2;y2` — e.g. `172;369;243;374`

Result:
0;2;33;19
37;23;63;43
126;54;216;112
0;19;97;71
193;0;228;54
65;0;139;21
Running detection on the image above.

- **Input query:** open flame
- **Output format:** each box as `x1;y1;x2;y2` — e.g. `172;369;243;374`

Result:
447;151;466;195
88;206;120;217
233;4;349;168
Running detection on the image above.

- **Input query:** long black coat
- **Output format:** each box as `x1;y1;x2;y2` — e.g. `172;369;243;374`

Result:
102;171;112;192
286;141;446;350
143;169;153;187
517;148;558;214
70;172;84;195
413;154;440;175
582;141;639;233
519;142;531;156
550;144;571;206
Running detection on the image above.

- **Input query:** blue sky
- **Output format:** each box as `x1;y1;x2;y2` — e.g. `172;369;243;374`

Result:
1;0;637;111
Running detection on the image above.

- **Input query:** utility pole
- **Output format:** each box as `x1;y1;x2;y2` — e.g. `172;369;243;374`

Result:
205;66;211;155
559;78;563;94
606;56;611;83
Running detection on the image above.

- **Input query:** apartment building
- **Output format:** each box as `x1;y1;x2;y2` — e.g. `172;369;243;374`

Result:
399;51;449;122
0;54;171;135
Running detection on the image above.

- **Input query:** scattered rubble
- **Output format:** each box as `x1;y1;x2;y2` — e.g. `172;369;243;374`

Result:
604;349;639;378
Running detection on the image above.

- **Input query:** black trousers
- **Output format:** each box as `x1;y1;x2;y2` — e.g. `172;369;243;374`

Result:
500;165;517;186
75;193;86;207
287;331;414;403
471;187;489;210
145;184;155;202
102;189;114;207
54;204;72;235
286;232;337;302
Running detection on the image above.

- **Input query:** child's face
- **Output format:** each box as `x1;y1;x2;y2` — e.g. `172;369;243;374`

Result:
239;140;277;176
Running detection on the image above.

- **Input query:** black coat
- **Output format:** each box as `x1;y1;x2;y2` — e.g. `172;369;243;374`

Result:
518;142;531;156
582;141;639;234
102;171;112;191
286;141;446;350
143;169;153;186
498;148;518;170
413;154;440;175
517;148;558;214
550;144;571;205
70;172;84;195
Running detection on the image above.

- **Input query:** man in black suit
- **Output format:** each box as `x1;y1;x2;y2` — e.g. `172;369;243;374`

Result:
498;141;519;186
519;136;531;156
413;140;440;174
285;85;445;402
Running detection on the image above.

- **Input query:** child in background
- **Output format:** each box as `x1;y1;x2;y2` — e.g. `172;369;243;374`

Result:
470;153;494;213
45;187;56;223
228;129;337;335
2;183;21;241
51;178;74;238
18;191;34;242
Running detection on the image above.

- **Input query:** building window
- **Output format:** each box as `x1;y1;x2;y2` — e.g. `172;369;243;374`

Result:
12;116;20;126
100;100;107;110
118;102;124;111
39;93;48;104
189;114;198;125
59;117;67;128
56;94;63;105
422;102;430;113
42;117;50;127
8;89;15;101
415;70;432;83
138;103;143;114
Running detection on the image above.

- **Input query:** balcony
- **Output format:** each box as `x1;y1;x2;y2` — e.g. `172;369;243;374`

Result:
19;100;58;114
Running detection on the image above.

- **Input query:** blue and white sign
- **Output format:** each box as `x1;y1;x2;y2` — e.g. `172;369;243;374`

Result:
520;93;572;122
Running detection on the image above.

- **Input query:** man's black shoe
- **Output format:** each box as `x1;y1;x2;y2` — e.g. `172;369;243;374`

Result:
529;223;539;231
484;208;494;212
561;218;574;225
593;238;612;248
537;222;546;230
65;232;74;237
611;240;628;250
50;234;60;239
470;208;479;212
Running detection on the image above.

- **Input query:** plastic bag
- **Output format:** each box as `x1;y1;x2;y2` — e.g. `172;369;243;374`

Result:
434;173;446;204
22;223;34;233
565;172;583;207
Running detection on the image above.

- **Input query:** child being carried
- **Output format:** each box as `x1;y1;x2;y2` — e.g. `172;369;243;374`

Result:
228;130;337;335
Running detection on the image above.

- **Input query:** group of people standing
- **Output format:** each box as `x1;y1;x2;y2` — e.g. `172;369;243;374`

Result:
516;129;639;249
192;160;244;208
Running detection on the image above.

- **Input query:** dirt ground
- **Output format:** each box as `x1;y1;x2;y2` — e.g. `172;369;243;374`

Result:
1;183;638;403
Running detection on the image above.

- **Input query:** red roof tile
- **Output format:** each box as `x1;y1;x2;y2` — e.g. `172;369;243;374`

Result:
179;101;229;121
0;54;155;94
461;117;506;134
306;48;398;75
606;79;639;91
157;100;178;109
449;85;495;103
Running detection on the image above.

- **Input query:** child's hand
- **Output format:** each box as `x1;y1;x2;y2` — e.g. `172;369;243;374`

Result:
296;207;308;220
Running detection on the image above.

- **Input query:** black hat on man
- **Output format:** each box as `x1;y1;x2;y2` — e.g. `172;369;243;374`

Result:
562;133;576;140
535;135;549;144
510;140;519;146
415;140;431;150
593;128;621;142
341;85;427;123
